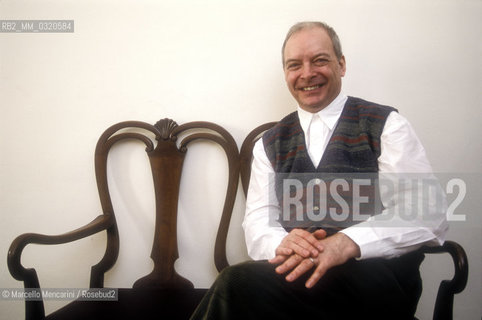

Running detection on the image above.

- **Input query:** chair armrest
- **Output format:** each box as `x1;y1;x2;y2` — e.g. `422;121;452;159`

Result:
7;214;115;320
421;240;469;320
8;214;114;283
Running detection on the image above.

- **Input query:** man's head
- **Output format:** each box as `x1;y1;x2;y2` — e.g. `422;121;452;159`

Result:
282;22;346;113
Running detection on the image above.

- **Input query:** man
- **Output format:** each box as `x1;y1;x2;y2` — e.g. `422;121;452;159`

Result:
191;21;447;320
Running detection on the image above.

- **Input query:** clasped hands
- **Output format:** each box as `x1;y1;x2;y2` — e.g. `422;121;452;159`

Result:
268;228;360;289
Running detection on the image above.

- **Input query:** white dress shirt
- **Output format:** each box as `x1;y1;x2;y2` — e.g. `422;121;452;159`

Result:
243;93;448;260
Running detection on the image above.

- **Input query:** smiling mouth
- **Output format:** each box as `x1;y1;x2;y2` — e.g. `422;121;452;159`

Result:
299;84;323;91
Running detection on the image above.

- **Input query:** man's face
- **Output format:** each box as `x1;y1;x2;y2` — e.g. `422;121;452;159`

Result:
283;27;346;113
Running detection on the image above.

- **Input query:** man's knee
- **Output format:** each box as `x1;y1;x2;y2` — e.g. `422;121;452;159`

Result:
217;260;274;287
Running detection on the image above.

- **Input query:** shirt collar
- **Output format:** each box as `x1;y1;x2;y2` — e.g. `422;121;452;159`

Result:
297;92;348;133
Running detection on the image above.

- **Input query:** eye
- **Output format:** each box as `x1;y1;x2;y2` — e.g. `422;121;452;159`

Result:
313;58;329;66
285;62;301;70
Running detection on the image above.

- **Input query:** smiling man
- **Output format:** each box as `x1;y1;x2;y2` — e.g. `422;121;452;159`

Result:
190;21;447;320
283;25;346;113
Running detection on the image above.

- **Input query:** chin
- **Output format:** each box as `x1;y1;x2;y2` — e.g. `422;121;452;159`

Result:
301;101;326;111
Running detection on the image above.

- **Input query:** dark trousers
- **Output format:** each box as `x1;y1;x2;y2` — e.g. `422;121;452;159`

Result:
190;252;424;320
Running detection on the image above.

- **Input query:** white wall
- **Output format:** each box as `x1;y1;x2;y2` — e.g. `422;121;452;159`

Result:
1;0;481;319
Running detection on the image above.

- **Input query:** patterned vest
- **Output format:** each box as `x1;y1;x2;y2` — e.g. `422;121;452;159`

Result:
262;96;397;233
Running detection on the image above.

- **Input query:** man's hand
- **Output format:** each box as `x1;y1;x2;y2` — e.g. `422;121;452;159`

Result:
269;228;327;265
270;231;360;288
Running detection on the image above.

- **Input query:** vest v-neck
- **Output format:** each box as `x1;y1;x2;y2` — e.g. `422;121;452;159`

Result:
297;107;345;172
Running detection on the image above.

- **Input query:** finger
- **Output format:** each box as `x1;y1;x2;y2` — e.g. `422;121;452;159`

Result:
312;229;327;240
268;254;289;265
285;258;316;282
305;263;330;289
285;237;318;258
305;263;328;289
295;229;325;253
274;247;293;257
277;241;310;259
282;238;310;256
287;230;323;256
274;254;303;274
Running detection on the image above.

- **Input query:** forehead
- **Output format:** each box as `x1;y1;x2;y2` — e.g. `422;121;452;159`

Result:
283;27;335;61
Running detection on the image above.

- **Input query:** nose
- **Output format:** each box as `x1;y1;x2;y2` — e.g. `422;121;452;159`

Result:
300;62;316;80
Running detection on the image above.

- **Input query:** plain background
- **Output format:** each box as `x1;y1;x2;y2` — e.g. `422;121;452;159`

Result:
1;0;480;319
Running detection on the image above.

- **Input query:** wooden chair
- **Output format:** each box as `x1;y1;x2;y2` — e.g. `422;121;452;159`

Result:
8;119;469;320
8;118;239;319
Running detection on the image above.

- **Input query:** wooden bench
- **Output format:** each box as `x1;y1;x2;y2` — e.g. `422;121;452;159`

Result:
8;118;468;320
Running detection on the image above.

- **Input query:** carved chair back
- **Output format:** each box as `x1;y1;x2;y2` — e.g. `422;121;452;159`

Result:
92;119;240;288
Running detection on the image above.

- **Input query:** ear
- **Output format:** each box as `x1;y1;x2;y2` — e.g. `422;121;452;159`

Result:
338;55;346;76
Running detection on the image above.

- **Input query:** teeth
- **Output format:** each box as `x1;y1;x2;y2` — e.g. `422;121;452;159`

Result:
302;85;321;91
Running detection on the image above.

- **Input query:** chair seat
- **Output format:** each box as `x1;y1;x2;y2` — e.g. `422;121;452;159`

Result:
46;288;208;320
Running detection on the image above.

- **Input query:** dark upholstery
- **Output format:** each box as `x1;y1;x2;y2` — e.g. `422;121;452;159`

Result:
46;288;208;320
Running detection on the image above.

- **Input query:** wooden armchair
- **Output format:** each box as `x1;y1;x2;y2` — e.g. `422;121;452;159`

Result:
8;119;469;320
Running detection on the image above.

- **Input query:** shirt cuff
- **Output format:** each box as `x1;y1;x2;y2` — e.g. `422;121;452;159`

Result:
340;227;384;260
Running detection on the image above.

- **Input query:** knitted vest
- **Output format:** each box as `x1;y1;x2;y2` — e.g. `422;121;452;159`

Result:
262;96;397;232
